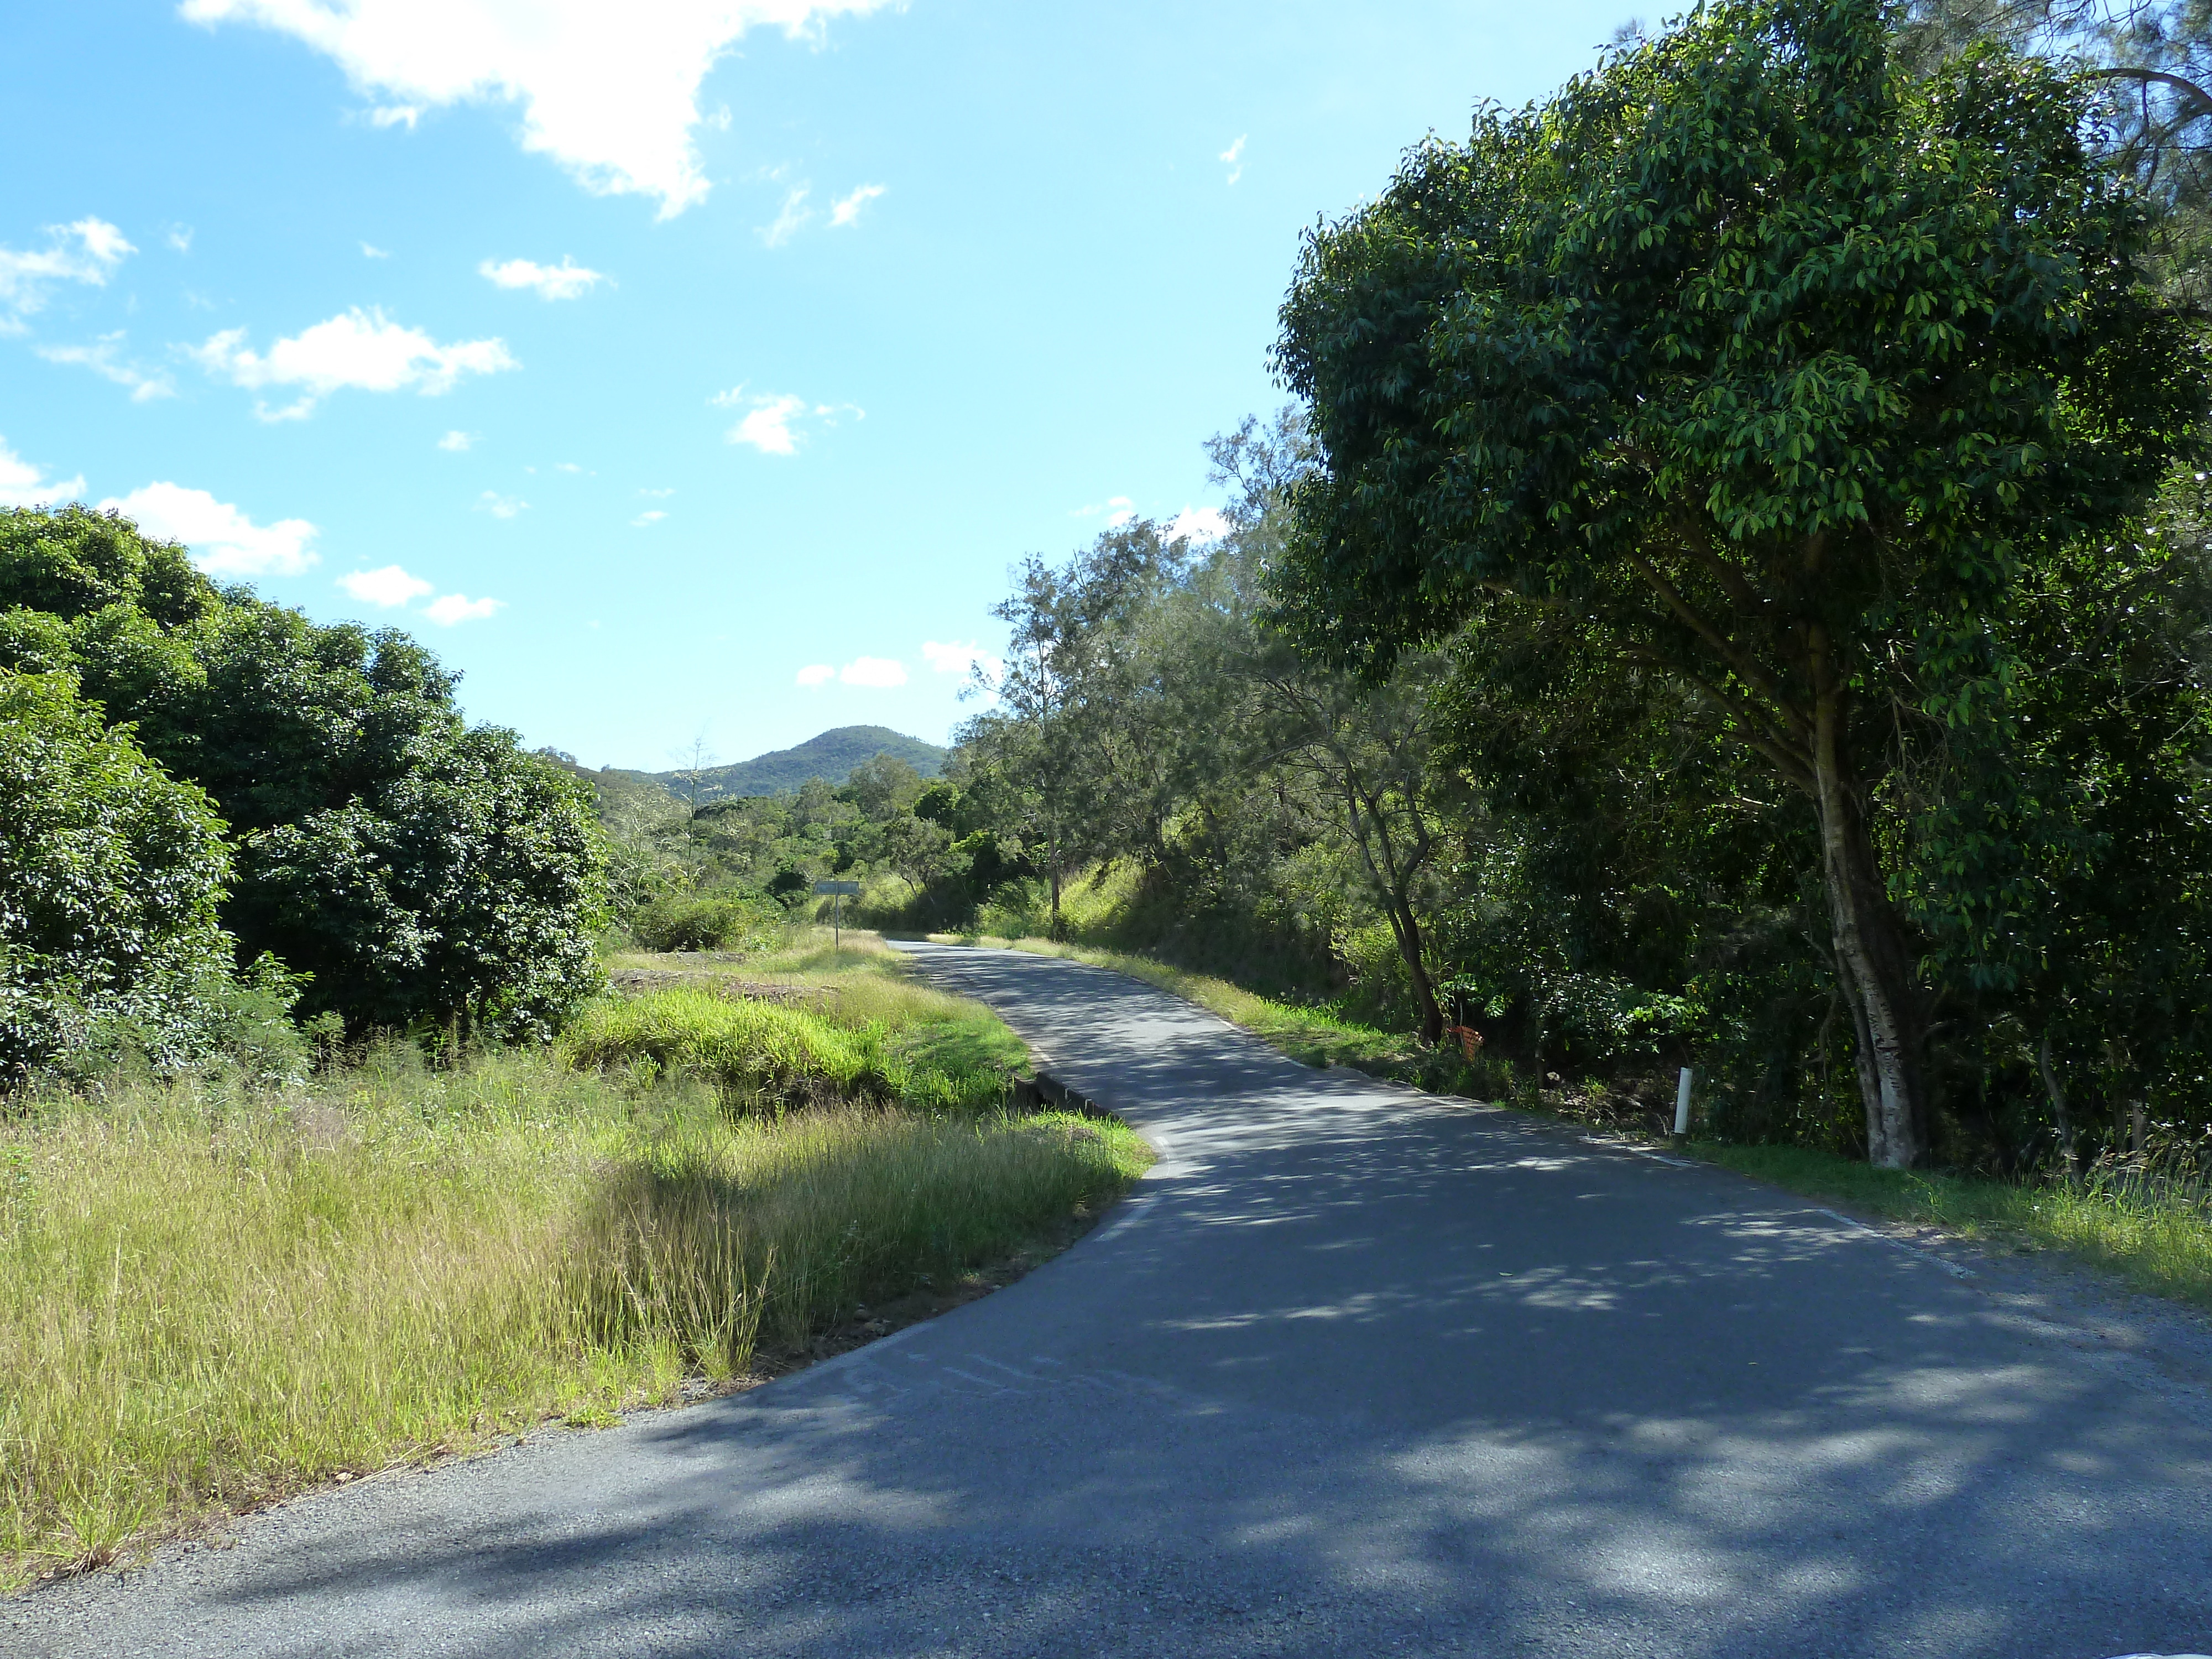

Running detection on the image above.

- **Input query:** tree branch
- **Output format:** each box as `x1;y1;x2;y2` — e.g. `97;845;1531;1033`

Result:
2084;66;2212;123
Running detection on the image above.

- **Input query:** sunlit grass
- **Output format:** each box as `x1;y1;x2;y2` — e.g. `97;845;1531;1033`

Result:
1694;1142;2212;1310
0;937;1147;1591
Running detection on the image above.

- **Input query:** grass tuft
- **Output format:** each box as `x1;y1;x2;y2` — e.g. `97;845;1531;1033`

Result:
1694;1142;2212;1310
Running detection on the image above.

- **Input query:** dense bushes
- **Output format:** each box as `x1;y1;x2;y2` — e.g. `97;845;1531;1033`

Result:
0;506;610;1055
0;669;301;1080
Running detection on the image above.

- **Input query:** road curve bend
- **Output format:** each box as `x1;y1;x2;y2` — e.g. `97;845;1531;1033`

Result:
14;940;2212;1658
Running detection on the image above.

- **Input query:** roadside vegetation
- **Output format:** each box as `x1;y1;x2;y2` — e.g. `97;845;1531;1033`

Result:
0;932;1149;1591
944;928;2212;1310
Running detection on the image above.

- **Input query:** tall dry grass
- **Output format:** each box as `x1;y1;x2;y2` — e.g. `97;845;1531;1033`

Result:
0;1042;1146;1589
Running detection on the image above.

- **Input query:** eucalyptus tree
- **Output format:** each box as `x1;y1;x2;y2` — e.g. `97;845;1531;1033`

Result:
965;524;1192;933
1273;0;2206;1164
1898;0;2211;301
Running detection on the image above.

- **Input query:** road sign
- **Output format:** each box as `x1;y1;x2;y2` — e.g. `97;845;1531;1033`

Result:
812;879;859;951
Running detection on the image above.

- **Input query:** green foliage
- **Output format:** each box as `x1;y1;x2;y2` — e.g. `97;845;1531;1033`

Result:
566;989;891;1105
570;943;1029;1113
1272;0;2210;1164
628;890;786;953
234;729;609;1039
0;668;298;1081
0;505;612;1040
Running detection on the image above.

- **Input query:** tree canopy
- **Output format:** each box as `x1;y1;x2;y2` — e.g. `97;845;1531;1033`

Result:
1272;0;2208;1162
0;505;611;1041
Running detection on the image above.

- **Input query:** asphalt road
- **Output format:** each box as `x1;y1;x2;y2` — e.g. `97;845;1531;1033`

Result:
15;941;2212;1658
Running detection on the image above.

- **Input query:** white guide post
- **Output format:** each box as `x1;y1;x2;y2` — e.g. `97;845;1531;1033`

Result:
1673;1067;1693;1138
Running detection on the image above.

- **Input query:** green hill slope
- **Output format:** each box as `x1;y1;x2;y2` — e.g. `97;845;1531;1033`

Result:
658;726;947;803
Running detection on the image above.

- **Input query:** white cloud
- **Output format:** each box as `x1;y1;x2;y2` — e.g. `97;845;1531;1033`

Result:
425;591;503;625
713;387;859;454
829;182;885;227
369;103;420;128
1220;134;1246;185
98;482;319;576
1072;495;1137;528
839;655;905;687
361;241;392;258
0;217;134;333
477;489;527;518
479;255;607;299
639;485;675;498
724;390;806;455
182;0;896;217
921;639;1001;681
437;429;474;451
794;662;834;686
1166;505;1229;543
190;306;517;419
760;186;811;248
338;563;434;606
166;226;195;253
0;436;85;508
35;333;176;402
632;509;667;526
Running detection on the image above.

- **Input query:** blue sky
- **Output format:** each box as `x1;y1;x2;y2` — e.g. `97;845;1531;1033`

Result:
2;0;1629;770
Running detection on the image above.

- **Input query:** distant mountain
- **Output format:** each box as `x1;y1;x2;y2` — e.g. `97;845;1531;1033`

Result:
656;725;947;804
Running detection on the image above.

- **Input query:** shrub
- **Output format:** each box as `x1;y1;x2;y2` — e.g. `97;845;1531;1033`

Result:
565;988;890;1105
0;669;300;1081
629;890;781;953
1;507;613;1041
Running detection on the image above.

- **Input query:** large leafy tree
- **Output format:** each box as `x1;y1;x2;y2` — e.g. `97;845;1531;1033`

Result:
1274;0;2206;1164
0;505;609;1037
1898;0;2211;304
0;669;242;1074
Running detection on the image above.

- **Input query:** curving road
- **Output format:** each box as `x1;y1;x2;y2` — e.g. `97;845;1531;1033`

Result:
15;941;2212;1658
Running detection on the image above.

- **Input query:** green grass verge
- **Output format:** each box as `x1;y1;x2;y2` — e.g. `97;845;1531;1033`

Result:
1691;1143;2212;1311
0;934;1147;1590
933;932;2212;1314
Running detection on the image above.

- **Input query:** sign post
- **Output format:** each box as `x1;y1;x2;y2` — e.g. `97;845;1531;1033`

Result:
812;879;860;953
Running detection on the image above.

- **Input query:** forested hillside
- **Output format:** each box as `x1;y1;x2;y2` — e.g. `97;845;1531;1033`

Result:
655;726;947;805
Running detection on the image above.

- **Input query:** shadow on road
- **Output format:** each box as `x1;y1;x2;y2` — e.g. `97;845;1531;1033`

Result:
20;945;2210;1659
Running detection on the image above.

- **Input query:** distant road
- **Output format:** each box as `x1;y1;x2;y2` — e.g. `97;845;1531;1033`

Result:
16;941;2212;1658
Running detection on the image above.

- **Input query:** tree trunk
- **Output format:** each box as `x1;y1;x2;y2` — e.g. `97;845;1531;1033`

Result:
1384;896;1446;1045
1339;773;1446;1045
1811;679;1927;1168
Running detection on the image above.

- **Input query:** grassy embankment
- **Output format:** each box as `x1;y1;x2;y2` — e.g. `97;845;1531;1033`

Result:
0;930;1149;1592
934;930;2212;1312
